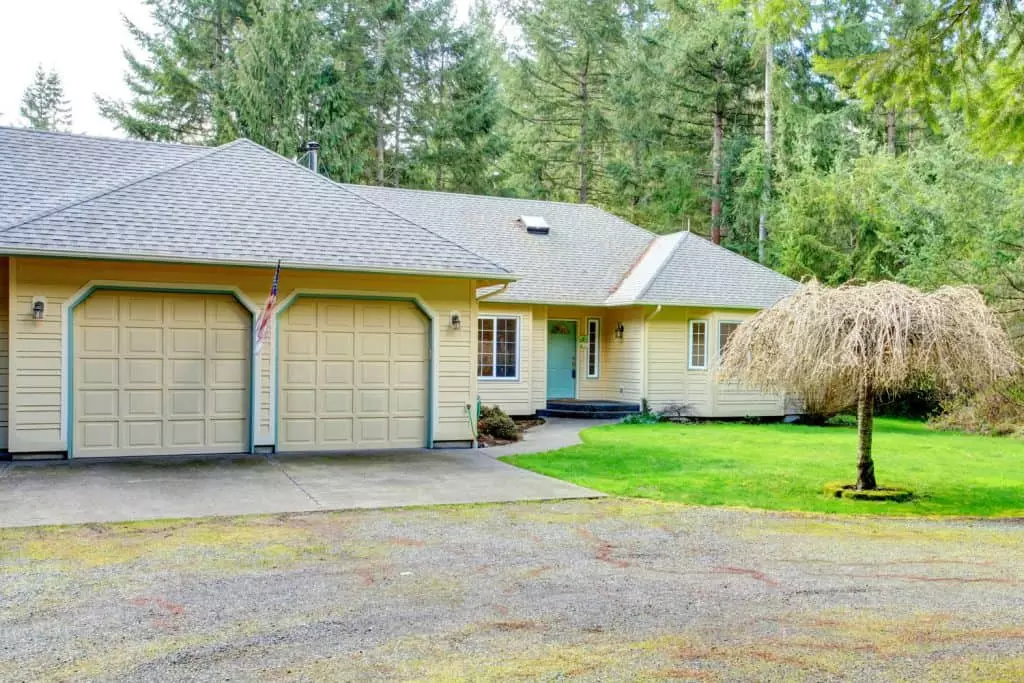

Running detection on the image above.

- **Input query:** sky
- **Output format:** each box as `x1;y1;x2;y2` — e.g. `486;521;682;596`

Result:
0;0;482;138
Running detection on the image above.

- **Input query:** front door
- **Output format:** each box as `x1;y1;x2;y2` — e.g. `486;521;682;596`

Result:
547;320;577;399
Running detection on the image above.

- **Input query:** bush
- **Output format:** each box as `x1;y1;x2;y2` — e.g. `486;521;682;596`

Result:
478;405;518;441
931;376;1024;437
621;412;660;425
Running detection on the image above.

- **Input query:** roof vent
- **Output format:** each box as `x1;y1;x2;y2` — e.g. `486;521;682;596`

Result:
517;215;550;235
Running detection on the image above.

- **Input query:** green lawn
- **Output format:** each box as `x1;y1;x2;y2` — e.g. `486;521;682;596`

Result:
502;419;1024;516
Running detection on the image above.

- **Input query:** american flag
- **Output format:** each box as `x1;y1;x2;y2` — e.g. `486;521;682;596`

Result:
254;260;280;355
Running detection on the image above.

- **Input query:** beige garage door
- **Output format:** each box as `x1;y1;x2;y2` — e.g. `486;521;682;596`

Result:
277;298;429;451
74;291;250;457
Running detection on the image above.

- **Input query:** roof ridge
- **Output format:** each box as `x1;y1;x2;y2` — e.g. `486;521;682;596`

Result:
602;231;686;304
339;182;514;276
634;231;690;302
0;141;239;235
0;125;210;150
345;183;658;239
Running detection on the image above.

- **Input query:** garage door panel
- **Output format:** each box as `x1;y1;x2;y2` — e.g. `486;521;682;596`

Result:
74;291;249;457
80;390;118;417
391;417;426;443
209;358;246;386
358;332;390;357
126;390;162;417
323;302;355;328
359;361;388;385
125;420;163;448
167;328;204;355
169;389;204;417
81;358;118;386
124;358;162;385
81;327;118;354
82;422;118;450
323;331;354;356
321;361;354;385
358;389;388;414
123;297;163;325
278;299;427;451
359;304;391;329
168;358;204;385
211;329;248;356
319;418;354;446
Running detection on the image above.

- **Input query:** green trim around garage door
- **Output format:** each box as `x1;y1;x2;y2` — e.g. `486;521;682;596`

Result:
272;293;436;451
64;284;258;458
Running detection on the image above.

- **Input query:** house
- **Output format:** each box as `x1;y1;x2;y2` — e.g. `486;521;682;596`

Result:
0;126;797;459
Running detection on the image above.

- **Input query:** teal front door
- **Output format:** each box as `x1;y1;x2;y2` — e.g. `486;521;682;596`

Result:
547;320;577;399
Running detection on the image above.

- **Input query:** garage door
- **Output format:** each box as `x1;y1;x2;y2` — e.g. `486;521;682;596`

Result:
74;291;250;457
277;298;429;451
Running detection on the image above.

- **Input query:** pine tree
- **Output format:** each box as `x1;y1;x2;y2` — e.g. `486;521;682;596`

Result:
505;0;632;203
20;65;72;132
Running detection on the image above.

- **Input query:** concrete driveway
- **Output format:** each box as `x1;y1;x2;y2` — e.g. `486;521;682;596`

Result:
0;449;602;528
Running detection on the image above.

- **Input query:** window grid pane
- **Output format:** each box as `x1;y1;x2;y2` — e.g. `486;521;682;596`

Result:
478;318;495;377
587;319;598;377
719;322;739;358
690;322;707;368
478;316;518;379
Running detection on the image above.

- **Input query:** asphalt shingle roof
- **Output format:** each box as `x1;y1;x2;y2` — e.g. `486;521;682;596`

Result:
637;232;798;309
0;129;509;277
345;185;654;305
0;127;207;229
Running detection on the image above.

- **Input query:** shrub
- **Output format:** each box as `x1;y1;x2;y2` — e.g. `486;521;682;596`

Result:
478;405;518;441
621;412;659;425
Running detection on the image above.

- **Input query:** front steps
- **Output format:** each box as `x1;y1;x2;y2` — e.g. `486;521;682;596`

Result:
537;399;642;420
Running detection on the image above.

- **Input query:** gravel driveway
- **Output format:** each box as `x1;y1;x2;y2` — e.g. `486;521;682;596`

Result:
2;499;1022;681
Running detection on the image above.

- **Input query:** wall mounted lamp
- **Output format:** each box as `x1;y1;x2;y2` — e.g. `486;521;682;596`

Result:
450;311;462;330
614;322;625;339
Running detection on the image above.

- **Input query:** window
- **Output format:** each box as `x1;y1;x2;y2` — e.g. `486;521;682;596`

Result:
689;320;708;369
586;318;600;378
718;321;740;359
478;316;519;379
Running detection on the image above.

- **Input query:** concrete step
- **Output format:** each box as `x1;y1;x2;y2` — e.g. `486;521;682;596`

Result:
537;409;639;420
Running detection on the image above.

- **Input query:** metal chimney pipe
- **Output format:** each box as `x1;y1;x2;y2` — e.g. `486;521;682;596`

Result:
305;140;320;174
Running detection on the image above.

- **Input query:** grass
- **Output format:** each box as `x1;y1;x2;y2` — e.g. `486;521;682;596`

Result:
502;418;1024;517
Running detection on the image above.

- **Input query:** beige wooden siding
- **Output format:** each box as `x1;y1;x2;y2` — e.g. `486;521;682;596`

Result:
531;305;547;411
73;291;249;457
645;307;714;416
277;298;427;451
0;257;8;450
7;256;482;453
476;303;534;415
645;307;786;418
709;311;787;417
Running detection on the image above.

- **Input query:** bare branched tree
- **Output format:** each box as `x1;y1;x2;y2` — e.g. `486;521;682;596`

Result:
721;280;1018;490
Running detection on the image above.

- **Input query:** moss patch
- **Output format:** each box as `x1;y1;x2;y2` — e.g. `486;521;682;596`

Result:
824;482;914;502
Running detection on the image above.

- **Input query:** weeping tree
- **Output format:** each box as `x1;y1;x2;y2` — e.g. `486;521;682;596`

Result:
721;280;1017;490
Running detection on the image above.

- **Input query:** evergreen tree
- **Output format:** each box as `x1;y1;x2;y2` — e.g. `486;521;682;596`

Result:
20;65;72;132
504;0;632;203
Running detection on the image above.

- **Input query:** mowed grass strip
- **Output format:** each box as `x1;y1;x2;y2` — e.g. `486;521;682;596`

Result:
502;419;1024;517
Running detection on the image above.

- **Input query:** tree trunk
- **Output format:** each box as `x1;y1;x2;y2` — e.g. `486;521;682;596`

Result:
886;109;896;155
375;29;386;186
578;56;589;204
758;40;773;264
711;108;724;245
856;379;877;490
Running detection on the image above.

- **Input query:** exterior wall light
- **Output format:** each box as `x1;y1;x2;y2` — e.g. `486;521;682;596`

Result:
615;322;625;339
31;297;46;320
450;311;462;330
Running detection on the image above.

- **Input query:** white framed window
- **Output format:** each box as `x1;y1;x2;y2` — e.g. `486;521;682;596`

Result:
478;315;519;380
688;320;708;370
586;318;600;378
718;321;740;360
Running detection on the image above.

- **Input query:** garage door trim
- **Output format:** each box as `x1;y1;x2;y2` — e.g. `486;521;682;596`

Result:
64;282;259;458
271;291;436;450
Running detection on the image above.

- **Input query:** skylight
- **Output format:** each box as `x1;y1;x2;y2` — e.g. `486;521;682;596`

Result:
517;215;550;234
